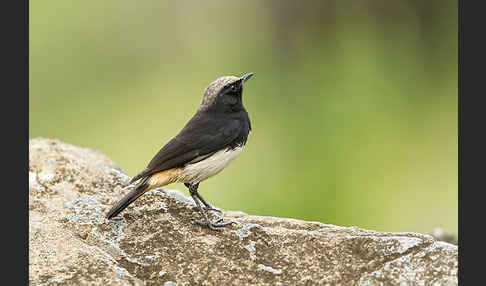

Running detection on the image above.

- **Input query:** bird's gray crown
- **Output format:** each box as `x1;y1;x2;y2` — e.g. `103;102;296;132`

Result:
198;75;240;111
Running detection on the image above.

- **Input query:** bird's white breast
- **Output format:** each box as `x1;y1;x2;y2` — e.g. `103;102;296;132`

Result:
181;146;244;184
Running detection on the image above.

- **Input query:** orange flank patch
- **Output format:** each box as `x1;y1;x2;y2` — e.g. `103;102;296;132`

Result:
148;168;183;190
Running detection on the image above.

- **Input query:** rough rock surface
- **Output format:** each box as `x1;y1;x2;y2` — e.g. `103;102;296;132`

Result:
29;138;458;286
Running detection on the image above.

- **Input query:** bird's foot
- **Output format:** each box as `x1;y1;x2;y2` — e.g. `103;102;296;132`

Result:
191;217;236;231
191;205;223;218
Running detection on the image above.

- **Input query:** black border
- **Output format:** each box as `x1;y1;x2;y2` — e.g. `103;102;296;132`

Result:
458;0;485;284
5;0;28;284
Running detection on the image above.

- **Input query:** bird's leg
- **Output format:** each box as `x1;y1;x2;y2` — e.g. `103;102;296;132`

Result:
196;192;224;215
186;183;235;230
185;183;223;215
195;192;224;223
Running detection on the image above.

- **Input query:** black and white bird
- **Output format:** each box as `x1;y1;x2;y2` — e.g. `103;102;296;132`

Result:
106;72;254;230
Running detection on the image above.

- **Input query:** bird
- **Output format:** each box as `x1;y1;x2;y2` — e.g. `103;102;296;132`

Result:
106;72;254;230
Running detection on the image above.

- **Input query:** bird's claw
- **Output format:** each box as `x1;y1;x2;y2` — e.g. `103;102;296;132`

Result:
191;218;236;231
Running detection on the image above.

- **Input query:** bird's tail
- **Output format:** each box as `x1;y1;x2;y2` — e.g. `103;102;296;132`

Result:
106;168;181;219
105;178;151;219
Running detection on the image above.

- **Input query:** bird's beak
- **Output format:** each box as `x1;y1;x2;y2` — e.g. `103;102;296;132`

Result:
240;72;254;86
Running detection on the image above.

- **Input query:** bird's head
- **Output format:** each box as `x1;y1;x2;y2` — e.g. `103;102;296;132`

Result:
198;72;254;113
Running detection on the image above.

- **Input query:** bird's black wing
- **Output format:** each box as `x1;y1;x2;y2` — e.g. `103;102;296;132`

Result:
129;112;242;183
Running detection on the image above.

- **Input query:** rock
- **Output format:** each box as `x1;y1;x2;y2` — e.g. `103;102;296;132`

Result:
29;138;458;285
429;228;458;246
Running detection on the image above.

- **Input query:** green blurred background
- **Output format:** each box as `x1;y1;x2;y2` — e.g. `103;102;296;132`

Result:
30;1;457;236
